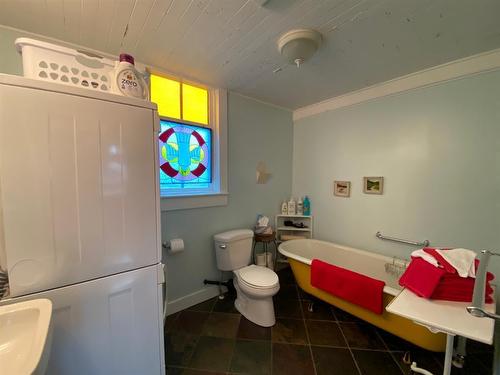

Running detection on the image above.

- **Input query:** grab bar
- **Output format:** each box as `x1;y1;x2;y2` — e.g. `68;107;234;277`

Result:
375;231;430;247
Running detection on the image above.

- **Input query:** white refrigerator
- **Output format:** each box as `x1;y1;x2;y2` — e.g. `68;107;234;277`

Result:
0;74;165;375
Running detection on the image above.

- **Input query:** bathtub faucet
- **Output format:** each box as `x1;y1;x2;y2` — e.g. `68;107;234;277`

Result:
384;257;408;278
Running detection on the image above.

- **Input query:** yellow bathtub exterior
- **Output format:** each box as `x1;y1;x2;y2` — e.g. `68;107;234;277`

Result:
289;258;447;352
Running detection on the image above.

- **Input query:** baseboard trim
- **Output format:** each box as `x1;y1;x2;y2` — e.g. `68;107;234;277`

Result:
166;285;223;316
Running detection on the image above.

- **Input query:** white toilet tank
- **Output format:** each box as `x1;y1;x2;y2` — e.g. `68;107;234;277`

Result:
214;229;254;271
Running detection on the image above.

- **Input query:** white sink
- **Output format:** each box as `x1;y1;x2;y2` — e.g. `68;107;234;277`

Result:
0;299;53;375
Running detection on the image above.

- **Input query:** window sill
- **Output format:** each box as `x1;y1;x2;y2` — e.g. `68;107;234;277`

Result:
160;192;228;211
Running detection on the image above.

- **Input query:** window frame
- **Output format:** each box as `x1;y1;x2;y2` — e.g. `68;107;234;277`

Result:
148;69;228;211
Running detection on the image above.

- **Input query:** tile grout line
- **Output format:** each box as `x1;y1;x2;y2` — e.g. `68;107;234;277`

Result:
225;334;238;374
184;296;235;374
337;321;363;375
217;295;239;374
375;329;406;374
270;326;274;375
299;288;318;375
181;316;204;373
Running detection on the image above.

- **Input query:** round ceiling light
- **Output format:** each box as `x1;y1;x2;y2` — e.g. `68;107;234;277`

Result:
277;29;322;67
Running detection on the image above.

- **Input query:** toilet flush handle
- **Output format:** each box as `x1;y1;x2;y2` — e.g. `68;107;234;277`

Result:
219;244;227;249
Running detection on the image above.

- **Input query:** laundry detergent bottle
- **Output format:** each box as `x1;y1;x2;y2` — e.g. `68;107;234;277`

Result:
112;53;148;100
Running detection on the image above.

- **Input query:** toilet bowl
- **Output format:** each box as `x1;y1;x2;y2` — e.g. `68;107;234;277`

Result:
213;229;280;327
233;265;280;327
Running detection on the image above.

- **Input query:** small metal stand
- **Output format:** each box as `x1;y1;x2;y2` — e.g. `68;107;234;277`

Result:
252;231;278;269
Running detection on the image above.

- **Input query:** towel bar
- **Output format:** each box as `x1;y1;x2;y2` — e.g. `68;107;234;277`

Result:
375;231;429;247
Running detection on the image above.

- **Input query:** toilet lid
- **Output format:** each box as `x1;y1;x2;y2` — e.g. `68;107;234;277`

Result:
238;265;279;288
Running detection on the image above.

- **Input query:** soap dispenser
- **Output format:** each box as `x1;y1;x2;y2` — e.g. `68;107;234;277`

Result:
281;200;288;215
287;198;296;215
297;197;304;215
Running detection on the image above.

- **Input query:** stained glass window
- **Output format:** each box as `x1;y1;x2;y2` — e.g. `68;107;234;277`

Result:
182;83;209;125
150;73;209;125
159;120;211;193
150;75;181;119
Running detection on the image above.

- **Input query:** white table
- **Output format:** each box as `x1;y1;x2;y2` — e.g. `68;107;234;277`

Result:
386;288;495;375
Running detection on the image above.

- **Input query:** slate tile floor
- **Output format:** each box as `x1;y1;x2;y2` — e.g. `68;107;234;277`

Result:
165;266;493;375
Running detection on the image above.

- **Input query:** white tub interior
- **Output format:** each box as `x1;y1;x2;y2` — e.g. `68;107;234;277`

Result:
279;239;403;296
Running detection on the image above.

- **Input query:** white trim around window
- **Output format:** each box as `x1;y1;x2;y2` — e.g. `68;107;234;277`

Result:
160;88;228;211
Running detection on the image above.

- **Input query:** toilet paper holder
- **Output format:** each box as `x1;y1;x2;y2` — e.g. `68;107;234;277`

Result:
162;238;184;253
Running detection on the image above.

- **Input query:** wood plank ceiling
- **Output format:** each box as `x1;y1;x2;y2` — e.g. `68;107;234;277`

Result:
1;0;500;109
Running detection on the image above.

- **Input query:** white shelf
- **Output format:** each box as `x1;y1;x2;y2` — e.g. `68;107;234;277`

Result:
276;214;311;218
275;214;313;242
277;226;311;232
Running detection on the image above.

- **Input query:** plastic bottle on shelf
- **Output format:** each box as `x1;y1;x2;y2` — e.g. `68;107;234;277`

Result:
297;197;304;215
281;200;288;215
287;198;296;215
303;196;311;216
112;53;148;100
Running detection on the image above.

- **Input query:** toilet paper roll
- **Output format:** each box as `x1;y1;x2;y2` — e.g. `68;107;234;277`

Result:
256;253;266;266
169;238;184;253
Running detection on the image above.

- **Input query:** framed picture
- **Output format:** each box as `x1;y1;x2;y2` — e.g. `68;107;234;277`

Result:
333;181;351;197
363;177;384;194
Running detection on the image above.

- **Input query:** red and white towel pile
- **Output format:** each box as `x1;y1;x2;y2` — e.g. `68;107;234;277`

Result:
399;247;494;303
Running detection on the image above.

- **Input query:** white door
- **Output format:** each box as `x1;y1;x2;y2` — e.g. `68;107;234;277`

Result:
0;83;160;296
1;264;166;375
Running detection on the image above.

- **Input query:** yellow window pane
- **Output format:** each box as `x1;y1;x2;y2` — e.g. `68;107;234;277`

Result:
182;83;208;125
150;74;181;119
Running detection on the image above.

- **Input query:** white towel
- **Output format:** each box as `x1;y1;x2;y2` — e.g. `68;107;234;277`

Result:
436;248;476;278
411;249;440;267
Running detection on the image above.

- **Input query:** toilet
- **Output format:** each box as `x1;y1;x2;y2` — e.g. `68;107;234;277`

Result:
214;229;280;327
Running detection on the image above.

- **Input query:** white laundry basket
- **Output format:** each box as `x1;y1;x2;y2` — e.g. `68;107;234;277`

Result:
15;38;116;93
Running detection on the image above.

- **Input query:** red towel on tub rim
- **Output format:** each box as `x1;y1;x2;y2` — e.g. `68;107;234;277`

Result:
310;259;386;314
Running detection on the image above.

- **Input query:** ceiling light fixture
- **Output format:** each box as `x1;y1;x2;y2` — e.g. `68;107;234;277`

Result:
277;29;322;68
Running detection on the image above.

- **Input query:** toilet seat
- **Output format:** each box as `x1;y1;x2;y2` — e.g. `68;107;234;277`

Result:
237;265;279;290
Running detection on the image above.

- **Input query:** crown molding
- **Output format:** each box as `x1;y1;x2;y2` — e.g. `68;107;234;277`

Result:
293;47;500;122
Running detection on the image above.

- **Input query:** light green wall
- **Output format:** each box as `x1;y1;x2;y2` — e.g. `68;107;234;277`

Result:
0;26;23;75
0;26;293;303
293;69;500;368
293;70;500;262
163;93;292;301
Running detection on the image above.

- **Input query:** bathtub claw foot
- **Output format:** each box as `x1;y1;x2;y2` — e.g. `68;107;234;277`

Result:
307;301;314;313
452;354;465;369
402;351;411;365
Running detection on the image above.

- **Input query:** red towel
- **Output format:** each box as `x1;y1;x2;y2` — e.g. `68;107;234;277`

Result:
439;260;495;281
432;276;494;291
423;248;456;274
399;256;495;303
422;249;496;281
310;259;385;314
399;257;445;298
432;272;494;303
431;290;493;303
